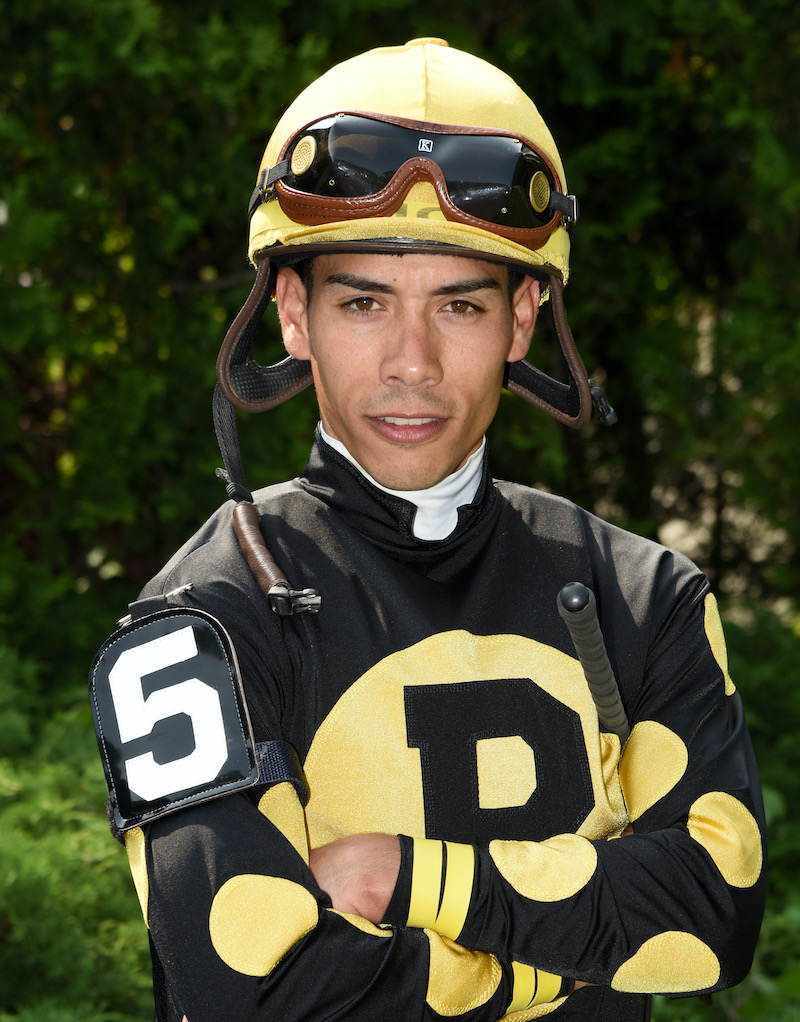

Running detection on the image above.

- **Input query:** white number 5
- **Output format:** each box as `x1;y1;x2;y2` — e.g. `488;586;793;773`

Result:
108;626;228;802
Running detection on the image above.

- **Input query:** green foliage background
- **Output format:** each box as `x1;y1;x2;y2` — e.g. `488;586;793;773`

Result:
1;0;798;1018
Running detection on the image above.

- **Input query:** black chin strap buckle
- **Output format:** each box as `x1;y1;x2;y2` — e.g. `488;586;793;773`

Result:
215;467;253;504
590;384;618;426
267;582;322;616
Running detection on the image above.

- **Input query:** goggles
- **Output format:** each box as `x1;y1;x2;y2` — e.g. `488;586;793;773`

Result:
250;113;578;247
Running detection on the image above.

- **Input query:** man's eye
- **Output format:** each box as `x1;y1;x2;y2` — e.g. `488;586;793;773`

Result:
447;299;477;314
347;296;377;312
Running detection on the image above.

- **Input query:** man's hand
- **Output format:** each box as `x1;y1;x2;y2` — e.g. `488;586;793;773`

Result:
309;833;401;923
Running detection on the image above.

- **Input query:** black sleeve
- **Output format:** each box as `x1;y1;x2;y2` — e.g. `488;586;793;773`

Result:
125;780;530;1022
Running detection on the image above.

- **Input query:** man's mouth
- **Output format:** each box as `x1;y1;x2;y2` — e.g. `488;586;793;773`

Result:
368;414;447;444
378;416;439;426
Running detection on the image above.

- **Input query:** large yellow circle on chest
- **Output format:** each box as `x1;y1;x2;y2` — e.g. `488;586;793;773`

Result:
303;630;627;848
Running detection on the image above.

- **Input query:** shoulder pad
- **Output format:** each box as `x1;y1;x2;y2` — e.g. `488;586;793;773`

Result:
90;607;259;831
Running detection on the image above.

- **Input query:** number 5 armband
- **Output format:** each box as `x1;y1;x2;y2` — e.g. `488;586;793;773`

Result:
90;606;279;831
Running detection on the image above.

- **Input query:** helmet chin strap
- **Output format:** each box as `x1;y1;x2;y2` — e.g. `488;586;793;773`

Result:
216;259;313;416
505;275;592;428
216;257;610;426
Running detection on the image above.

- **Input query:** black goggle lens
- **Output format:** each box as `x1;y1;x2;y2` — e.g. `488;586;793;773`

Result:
284;115;559;229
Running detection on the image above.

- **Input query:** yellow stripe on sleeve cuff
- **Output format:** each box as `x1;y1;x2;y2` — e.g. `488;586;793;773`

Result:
508;962;564;1012
407;838;444;928
436;842;475;940
406;838;475;941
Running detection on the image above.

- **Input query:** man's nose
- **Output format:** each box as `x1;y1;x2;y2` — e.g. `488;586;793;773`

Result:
379;313;443;387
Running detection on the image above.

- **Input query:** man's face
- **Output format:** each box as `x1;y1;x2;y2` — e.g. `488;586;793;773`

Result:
276;252;539;491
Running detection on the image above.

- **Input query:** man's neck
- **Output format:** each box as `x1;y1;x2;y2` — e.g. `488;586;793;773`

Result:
319;425;485;541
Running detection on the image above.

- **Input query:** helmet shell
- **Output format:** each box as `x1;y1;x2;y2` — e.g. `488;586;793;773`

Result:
249;39;572;281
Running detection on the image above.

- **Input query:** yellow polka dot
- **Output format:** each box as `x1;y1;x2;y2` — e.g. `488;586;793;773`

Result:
688;792;763;888
258;782;310;863
612;932;720;993
489;834;597;902
124;826;149;926
329;909;392;937
209;875;318;976
501;999;565;1020
619;721;688;821
425;932;501;1015
704;594;735;695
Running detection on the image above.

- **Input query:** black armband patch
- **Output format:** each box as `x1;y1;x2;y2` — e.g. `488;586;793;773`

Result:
90;607;260;831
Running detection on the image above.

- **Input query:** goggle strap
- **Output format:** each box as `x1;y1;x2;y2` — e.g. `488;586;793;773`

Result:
248;162;291;220
549;193;579;223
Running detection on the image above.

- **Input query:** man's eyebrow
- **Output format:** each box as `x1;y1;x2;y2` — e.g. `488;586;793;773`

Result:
322;273;504;296
323;273;396;294
431;277;503;297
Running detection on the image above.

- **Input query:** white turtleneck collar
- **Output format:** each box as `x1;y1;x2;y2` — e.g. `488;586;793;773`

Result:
319;424;485;541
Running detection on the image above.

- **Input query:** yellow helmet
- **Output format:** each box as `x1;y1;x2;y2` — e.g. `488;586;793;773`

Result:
216;39;611;451
248;37;574;283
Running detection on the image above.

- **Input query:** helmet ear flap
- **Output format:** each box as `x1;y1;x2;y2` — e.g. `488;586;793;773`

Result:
216;259;313;412
505;275;592;428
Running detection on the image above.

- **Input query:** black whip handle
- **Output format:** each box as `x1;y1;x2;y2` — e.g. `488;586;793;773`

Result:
557;582;630;743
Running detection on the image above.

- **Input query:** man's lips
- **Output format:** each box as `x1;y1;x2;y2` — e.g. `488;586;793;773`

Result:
368;414;447;443
380;415;439;426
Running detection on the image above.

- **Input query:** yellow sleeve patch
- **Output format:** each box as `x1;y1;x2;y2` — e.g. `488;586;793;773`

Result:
575;730;629;842
257;781;310;863
612;931;720;993
209;874;318;976
425;932;501;1016
618;721;688;822
704;594;735;695
500;1000;565;1020
489;834;597;902
123;826;149;926
688;791;763;888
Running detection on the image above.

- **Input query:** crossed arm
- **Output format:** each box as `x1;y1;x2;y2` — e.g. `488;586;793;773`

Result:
309;831;625;993
303;590;767;999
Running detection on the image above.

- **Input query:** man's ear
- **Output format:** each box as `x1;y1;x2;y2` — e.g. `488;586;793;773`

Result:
507;276;542;363
275;266;312;361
